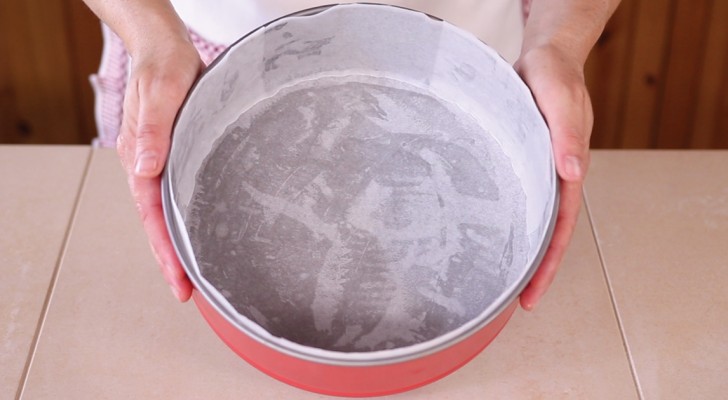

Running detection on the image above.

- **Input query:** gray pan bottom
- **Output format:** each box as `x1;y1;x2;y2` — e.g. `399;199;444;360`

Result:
185;74;528;352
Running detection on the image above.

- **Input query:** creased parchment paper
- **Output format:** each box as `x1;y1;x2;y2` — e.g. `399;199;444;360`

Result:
165;4;555;361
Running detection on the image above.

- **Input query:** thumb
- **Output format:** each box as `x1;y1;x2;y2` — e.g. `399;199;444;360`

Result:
536;81;593;184
516;46;593;184
133;76;188;178
551;123;590;184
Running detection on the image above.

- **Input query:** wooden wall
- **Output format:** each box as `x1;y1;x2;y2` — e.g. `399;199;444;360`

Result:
0;0;101;144
1;0;727;148
586;0;728;148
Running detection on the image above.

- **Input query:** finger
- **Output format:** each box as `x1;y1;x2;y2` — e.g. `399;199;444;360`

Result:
132;75;187;178
127;129;193;302
536;83;592;183
130;173;193;302
117;75;141;166
520;180;582;310
117;111;138;175
517;49;593;184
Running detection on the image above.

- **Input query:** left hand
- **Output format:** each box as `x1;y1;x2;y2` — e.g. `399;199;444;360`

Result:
514;43;594;311
116;37;204;302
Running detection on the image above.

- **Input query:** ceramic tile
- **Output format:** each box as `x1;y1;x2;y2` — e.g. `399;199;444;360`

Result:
0;146;89;400
585;151;728;400
22;149;635;399
399;208;638;400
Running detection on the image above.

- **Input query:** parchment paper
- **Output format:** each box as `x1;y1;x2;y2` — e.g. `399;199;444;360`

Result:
165;4;555;360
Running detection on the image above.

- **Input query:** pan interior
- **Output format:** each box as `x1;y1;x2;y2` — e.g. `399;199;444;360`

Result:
186;74;529;352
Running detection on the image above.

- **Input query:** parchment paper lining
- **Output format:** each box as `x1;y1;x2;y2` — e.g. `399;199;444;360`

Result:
166;4;555;362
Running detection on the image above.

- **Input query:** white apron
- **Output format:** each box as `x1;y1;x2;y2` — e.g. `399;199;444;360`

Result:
170;0;524;63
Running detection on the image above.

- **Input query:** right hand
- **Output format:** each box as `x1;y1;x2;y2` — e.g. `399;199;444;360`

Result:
116;37;204;302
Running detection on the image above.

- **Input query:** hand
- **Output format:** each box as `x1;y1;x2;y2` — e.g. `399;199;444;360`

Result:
116;38;204;302
514;43;594;311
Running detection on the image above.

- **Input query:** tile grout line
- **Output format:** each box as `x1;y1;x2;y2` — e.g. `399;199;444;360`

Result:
14;149;96;400
582;188;645;400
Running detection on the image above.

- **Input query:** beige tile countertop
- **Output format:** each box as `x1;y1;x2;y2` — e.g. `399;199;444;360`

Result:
2;147;727;399
0;146;90;400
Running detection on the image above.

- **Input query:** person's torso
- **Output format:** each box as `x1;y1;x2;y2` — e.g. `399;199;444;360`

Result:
170;0;524;63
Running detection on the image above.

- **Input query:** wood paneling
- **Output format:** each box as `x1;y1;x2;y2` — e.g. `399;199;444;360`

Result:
0;0;726;148
0;0;101;144
587;0;728;149
617;0;673;148
717;78;728;148
655;0;712;148
65;0;104;144
584;1;636;148
691;0;728;148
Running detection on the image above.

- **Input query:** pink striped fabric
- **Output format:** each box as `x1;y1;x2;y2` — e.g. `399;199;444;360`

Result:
90;24;227;147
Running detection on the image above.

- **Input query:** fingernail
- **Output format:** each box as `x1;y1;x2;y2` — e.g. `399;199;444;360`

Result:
565;156;583;180
161;262;174;276
170;285;183;302
134;151;158;176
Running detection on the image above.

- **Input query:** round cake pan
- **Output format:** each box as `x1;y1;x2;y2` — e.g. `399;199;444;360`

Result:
163;3;557;397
